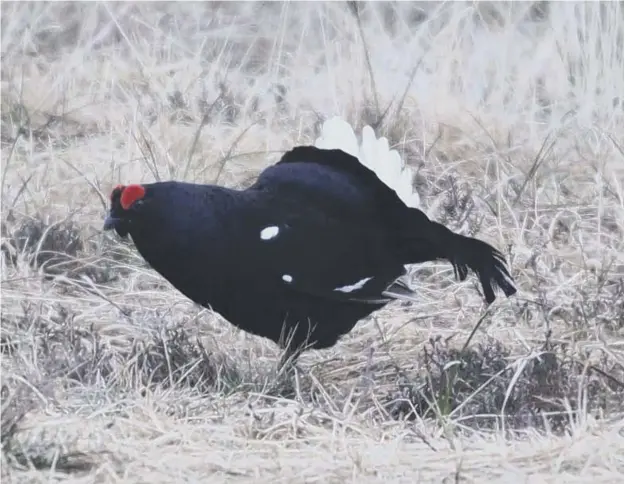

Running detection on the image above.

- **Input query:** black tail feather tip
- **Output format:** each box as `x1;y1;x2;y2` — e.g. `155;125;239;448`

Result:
451;240;517;304
481;250;517;304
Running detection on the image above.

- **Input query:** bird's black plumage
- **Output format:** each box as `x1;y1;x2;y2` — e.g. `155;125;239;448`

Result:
105;146;516;363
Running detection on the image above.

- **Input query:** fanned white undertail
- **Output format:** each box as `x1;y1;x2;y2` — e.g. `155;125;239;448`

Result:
314;116;421;304
314;116;420;209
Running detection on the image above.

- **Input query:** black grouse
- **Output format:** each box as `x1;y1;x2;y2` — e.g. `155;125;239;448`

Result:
104;146;516;366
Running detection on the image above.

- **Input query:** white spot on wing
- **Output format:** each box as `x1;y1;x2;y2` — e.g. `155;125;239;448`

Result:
260;226;280;240
282;274;293;283
334;277;373;293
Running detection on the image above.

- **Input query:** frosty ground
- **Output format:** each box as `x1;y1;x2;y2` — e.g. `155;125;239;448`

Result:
1;3;623;482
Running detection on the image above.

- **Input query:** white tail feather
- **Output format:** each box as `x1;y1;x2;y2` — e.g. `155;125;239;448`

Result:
314;117;420;209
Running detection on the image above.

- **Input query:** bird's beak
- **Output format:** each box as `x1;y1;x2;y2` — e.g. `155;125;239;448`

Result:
103;213;117;231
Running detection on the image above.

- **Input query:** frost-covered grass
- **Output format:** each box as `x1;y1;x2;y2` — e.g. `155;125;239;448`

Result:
1;2;623;482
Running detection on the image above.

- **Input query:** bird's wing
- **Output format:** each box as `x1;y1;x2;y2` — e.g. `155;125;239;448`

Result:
236;145;427;304
250;146;411;224
235;201;408;305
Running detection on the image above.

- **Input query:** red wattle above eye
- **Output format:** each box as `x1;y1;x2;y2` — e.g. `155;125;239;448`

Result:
120;185;146;210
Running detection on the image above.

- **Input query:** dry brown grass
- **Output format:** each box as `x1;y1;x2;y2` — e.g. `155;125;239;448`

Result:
1;2;623;482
